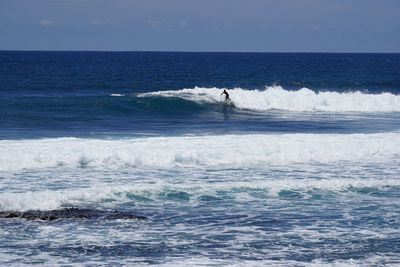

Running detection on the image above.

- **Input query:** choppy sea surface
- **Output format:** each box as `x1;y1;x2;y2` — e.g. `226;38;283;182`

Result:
0;51;400;266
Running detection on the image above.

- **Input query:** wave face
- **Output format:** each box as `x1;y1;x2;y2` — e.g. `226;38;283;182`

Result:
2;173;400;212
1;133;399;172
139;86;400;112
2;85;400;139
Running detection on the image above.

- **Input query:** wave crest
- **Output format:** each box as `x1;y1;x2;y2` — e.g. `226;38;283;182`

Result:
139;86;400;112
1;133;399;172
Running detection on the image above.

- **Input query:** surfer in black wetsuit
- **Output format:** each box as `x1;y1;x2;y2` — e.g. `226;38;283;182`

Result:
220;89;232;101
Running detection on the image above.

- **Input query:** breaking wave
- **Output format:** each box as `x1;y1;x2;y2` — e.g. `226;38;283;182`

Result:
1;133;399;172
1;176;400;211
138;86;400;112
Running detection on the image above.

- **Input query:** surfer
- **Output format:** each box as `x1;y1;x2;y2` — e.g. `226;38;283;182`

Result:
220;89;232;101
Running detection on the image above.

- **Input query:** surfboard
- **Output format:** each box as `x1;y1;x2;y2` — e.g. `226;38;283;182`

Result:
224;99;235;107
219;94;235;108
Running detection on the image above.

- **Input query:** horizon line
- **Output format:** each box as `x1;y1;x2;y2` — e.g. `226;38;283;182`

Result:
1;49;399;54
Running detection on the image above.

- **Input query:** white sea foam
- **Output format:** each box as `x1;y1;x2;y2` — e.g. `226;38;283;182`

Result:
0;133;399;172
1;176;400;211
139;86;400;112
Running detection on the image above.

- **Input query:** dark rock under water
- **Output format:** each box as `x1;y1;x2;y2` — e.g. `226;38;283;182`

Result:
0;208;147;221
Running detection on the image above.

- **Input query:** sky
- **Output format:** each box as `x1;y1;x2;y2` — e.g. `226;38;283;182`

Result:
0;0;399;52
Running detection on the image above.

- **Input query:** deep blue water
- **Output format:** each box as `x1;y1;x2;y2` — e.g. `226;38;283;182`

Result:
0;51;400;266
1;51;399;138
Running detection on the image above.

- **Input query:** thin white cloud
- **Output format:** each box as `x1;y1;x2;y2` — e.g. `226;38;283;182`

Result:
178;20;188;28
212;22;232;31
311;25;321;31
89;19;104;26
39;19;55;27
146;19;165;28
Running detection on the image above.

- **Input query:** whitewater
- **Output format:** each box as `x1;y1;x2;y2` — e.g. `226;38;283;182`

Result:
139;85;400;112
1;132;400;172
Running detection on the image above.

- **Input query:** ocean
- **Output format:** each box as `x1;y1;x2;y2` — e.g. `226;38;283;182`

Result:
0;51;399;266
